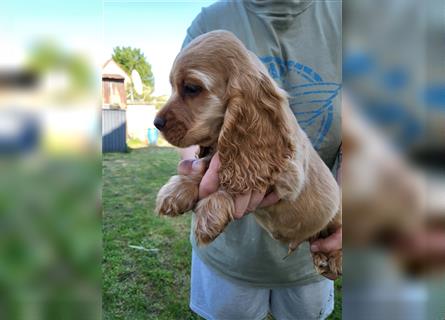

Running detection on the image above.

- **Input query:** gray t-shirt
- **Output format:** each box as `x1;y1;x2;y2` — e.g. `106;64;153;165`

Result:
183;0;341;287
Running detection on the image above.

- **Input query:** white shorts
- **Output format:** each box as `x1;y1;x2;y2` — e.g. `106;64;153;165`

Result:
190;251;334;320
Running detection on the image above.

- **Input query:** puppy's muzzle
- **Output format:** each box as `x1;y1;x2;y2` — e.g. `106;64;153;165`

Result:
154;116;166;130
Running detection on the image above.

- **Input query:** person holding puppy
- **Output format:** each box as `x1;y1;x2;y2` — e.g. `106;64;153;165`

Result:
178;1;341;319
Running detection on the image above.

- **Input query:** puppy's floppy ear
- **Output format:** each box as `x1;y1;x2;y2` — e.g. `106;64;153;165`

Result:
218;66;296;195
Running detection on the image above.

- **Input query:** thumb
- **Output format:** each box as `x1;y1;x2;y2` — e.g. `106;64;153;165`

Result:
310;229;342;253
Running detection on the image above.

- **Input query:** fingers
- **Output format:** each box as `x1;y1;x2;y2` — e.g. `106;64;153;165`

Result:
181;152;279;219
234;191;252;219
258;192;280;208
310;227;342;253
234;190;267;219
177;159;193;175
198;154;221;199
246;190;266;212
395;228;445;259
177;159;206;175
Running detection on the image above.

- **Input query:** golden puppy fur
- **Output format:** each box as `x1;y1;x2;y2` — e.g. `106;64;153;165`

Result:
155;30;342;278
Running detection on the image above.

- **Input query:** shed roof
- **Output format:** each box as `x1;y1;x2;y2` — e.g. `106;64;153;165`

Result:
102;59;130;83
102;74;125;81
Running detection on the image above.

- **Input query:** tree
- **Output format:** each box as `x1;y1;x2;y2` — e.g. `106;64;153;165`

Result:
112;46;155;102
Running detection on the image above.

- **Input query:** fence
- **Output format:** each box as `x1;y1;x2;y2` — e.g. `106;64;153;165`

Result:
102;109;127;153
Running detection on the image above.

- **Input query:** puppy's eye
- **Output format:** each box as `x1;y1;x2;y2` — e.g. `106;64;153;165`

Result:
183;84;202;97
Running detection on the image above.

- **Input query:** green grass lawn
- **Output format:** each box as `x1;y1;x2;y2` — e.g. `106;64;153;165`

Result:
103;147;341;319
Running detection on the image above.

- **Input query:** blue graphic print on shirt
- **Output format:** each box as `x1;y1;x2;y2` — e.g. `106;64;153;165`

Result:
260;56;340;150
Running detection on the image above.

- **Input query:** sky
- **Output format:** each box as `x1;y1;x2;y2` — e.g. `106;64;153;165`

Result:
0;0;102;67
103;1;216;96
0;0;215;96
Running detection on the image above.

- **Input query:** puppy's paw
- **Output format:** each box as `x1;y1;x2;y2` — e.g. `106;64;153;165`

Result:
156;175;200;217
194;190;234;245
328;250;342;277
312;250;342;280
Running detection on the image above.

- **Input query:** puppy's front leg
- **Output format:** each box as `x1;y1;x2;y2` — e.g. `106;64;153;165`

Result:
194;190;235;245
156;174;202;217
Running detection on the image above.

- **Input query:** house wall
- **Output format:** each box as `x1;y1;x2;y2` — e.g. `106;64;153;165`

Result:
126;104;157;142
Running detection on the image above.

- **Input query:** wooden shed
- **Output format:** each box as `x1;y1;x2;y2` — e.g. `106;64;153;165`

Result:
102;74;126;109
102;59;130;109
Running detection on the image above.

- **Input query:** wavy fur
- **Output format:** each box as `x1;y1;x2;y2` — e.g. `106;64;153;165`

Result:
219;70;296;194
155;30;342;278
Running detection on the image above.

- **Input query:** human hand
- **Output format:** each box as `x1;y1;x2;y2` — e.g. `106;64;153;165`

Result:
310;227;342;280
393;226;445;268
178;153;280;219
310;227;342;254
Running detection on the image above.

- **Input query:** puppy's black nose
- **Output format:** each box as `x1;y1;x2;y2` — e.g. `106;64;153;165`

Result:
154;116;166;130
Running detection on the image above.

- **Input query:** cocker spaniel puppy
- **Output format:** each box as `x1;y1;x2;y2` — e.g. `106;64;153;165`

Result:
154;30;342;278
